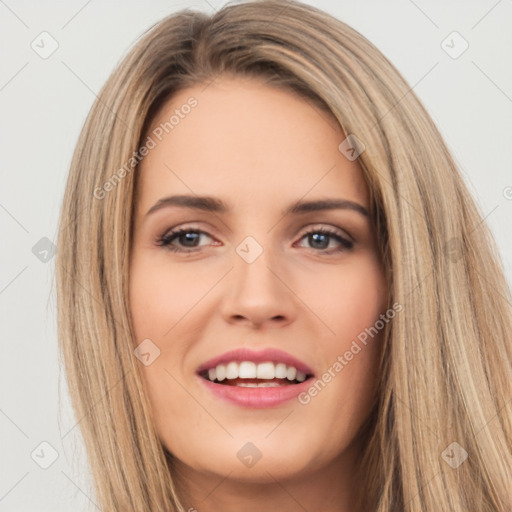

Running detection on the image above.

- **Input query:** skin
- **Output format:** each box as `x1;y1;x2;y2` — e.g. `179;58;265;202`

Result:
129;76;388;512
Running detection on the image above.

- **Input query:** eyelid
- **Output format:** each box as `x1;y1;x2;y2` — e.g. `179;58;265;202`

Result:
157;225;216;246
159;222;353;243
297;223;354;242
158;222;216;241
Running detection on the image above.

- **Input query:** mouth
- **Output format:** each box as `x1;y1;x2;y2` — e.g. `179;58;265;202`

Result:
198;361;314;387
195;348;315;407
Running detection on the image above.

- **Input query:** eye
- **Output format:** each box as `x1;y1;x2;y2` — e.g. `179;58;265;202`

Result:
156;228;215;252
295;227;354;253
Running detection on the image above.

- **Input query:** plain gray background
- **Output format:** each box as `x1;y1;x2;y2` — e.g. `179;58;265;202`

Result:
1;1;511;510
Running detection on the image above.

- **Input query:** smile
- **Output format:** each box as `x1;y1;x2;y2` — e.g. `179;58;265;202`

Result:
196;348;315;407
200;361;309;385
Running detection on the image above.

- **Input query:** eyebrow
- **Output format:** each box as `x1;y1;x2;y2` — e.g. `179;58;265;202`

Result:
145;194;369;217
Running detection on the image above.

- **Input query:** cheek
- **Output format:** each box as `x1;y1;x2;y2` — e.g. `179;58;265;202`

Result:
299;255;386;414
129;254;214;341
309;254;387;341
129;256;196;441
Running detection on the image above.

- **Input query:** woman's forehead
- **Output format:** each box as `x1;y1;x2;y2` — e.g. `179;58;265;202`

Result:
136;77;369;214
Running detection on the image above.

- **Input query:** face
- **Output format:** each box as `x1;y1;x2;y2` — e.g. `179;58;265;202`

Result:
129;76;387;490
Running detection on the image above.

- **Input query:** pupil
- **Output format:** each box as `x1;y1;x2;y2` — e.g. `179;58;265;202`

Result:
310;233;328;249
180;232;199;247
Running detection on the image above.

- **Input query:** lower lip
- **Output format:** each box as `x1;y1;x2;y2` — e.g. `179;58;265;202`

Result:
197;375;314;408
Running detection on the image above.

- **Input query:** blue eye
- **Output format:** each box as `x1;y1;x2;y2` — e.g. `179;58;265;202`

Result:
156;229;212;252
156;227;354;253
297;228;354;252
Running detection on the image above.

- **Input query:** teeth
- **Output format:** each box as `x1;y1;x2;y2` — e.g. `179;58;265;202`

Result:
226;361;238;379
296;370;306;382
239;361;257;378
216;364;226;381
286;366;297;381
256;362;275;379
275;363;287;379
204;361;309;383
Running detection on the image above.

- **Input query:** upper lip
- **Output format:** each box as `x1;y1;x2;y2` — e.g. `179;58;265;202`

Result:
196;347;315;376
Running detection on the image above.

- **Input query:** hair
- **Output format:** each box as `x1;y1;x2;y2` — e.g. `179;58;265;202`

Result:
55;1;512;510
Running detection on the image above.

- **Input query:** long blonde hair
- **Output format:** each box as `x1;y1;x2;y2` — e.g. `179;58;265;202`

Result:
56;1;512;510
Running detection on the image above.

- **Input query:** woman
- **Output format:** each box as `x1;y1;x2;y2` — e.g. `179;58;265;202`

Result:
56;1;512;510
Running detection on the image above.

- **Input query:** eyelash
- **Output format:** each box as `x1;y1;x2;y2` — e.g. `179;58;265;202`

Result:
155;226;354;254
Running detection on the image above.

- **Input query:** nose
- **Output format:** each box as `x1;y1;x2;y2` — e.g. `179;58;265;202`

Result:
220;246;296;330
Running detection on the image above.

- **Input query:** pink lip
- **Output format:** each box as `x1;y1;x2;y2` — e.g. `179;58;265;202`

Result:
196;347;315;376
197;375;313;408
